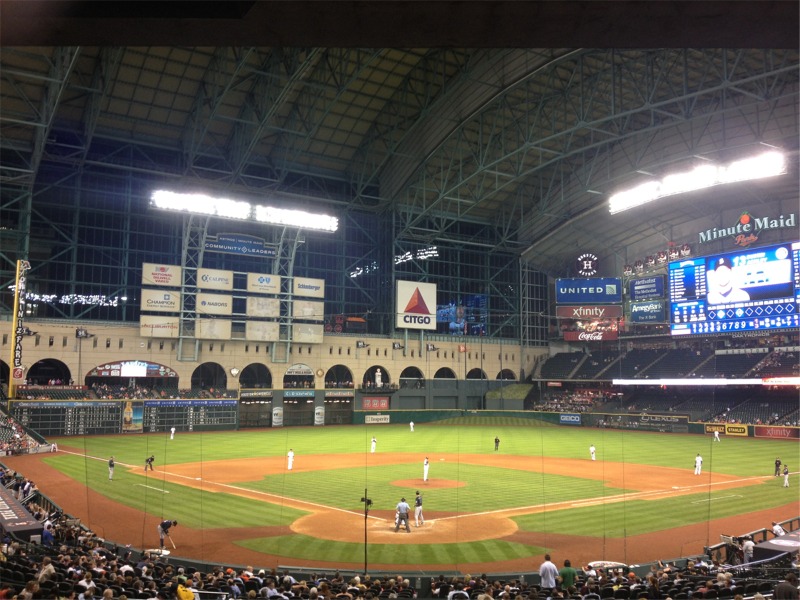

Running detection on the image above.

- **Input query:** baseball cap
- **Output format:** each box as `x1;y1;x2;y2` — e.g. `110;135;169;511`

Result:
401;497;406;502
714;257;732;270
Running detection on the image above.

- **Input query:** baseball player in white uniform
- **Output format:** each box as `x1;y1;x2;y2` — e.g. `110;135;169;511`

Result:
371;436;377;453
694;453;703;475
410;421;415;432
713;430;720;442
287;449;295;470
589;444;596;460
423;456;430;481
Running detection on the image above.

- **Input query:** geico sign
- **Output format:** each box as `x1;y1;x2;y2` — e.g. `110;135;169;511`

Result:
560;414;581;423
403;315;431;324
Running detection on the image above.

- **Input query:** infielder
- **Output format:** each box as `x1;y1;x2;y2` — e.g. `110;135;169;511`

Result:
410;421;415;432
694;453;703;475
371;436;377;453
414;490;424;526
589;444;596;461
287;448;295;470
423;456;430;481
783;465;789;488
108;456;115;481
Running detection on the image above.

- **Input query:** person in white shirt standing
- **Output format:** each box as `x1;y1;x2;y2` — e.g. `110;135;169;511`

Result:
694;453;703;475
538;554;559;591
287;449;295;470
170;426;176;440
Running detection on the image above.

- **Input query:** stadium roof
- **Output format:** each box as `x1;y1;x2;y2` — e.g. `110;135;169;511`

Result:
1;1;798;277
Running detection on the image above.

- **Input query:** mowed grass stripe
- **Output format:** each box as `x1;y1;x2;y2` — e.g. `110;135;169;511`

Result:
513;482;789;537
249;463;628;512
43;454;306;528
236;535;544;566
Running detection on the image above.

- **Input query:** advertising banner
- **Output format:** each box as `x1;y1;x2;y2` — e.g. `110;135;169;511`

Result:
754;425;799;440
246;297;280;318
245;321;280;342
293;276;325;298
272;406;284;427
314;405;325;426
292;300;325;321
205;233;277;257
563;328;618;342
556;305;623;319
195;318;232;340
396;280;437;330
365;414;391;424
196;293;233;315
556;277;622;304
140;316;180;338
197;268;234;291
725;424;749;437
140;289;181;313
142;263;182;287
559;414;582;425
629;275;665;301
122;400;143;433
247;273;281;295
630;300;666;323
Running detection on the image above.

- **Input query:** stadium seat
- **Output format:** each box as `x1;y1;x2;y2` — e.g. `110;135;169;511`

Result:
614;587;630;599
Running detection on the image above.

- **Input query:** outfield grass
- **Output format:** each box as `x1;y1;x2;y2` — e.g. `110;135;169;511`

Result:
44;420;797;568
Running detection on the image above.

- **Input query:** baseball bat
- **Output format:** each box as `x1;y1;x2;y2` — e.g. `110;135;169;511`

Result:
168;534;176;549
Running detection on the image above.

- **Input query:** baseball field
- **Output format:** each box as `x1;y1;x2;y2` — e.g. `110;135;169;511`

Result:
8;416;798;574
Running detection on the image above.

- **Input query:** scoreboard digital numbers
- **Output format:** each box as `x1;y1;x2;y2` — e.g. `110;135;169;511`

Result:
669;240;799;335
11;399;238;436
142;400;238;432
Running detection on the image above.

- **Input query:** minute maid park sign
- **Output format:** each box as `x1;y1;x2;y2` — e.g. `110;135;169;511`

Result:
395;280;436;330
699;211;796;247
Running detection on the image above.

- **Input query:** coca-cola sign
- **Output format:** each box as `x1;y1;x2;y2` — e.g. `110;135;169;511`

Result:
564;330;618;341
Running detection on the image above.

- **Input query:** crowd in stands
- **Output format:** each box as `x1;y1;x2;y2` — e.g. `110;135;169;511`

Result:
325;381;355;389
531;391;610;414
0;415;36;456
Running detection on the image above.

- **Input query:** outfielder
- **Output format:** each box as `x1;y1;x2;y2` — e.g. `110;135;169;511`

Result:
589;444;596;461
371;436;377;453
713;430;720;442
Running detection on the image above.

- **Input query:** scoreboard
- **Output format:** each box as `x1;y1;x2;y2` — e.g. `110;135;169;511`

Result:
11;399;238;436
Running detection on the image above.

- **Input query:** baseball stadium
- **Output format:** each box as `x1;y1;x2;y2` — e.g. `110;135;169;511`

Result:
1;3;799;599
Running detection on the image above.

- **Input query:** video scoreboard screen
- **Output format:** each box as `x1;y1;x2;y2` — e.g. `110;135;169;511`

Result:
668;241;799;335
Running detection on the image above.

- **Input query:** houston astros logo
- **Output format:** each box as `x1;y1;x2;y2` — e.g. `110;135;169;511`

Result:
576;253;598;276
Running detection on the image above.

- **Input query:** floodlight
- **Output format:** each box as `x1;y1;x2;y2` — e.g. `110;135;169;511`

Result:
609;151;786;215
150;190;338;232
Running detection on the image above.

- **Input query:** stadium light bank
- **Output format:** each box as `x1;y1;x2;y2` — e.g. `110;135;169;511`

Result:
608;151;787;215
613;377;800;387
150;190;339;232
